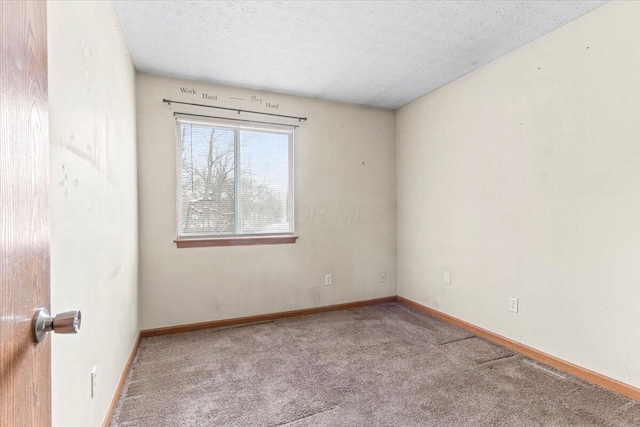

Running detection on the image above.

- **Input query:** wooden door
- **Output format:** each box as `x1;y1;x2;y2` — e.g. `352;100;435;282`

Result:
0;1;51;426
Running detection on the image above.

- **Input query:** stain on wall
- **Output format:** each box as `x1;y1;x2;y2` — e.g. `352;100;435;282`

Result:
48;2;138;426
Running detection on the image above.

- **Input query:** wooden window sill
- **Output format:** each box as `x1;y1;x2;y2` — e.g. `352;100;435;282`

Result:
175;235;298;248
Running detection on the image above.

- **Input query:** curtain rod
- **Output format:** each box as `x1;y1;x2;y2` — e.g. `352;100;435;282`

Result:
173;112;299;128
163;99;307;122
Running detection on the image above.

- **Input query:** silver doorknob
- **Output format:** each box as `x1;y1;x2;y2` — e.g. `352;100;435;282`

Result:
32;308;81;343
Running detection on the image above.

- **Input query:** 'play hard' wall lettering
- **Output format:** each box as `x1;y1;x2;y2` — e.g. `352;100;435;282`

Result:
178;87;280;110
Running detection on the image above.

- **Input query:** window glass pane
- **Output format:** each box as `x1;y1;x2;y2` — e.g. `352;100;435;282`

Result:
176;118;294;239
178;122;235;236
240;130;292;234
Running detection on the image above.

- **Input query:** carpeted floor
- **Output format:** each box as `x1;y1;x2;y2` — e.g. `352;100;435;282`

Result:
111;303;640;426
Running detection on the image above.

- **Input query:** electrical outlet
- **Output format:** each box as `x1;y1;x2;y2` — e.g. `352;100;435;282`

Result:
443;271;451;285
91;366;97;398
379;272;387;282
325;274;332;286
509;297;518;313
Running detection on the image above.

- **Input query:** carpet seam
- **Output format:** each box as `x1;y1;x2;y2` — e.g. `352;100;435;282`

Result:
439;335;477;346
477;354;516;365
271;405;339;426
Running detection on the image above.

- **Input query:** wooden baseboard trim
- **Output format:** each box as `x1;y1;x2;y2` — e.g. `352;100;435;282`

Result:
397;296;640;402
140;296;398;338
102;332;141;427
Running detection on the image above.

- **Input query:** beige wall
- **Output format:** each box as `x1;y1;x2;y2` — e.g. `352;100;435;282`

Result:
397;1;640;389
48;1;138;426
136;73;397;329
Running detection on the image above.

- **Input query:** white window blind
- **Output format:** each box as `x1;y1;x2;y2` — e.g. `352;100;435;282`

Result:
176;117;294;239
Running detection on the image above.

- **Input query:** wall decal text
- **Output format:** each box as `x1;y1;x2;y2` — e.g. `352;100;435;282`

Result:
177;87;281;110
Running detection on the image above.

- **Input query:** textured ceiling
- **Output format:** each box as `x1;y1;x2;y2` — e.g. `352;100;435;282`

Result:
113;0;607;109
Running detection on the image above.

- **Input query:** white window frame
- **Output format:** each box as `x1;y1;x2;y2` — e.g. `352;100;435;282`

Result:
174;116;296;246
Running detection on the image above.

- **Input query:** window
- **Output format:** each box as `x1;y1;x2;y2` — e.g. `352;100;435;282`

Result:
175;117;295;246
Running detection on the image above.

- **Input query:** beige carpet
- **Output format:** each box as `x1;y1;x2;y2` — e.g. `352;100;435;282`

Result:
111;303;640;426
